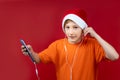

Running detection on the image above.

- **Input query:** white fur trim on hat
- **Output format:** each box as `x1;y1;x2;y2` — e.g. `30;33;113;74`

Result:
62;14;88;32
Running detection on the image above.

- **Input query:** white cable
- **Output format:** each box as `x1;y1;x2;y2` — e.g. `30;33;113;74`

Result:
64;38;83;80
34;62;40;80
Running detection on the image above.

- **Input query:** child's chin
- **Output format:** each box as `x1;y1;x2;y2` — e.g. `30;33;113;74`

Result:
69;40;78;44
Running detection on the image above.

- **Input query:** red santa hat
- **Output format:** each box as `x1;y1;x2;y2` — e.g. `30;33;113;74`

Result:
62;9;88;32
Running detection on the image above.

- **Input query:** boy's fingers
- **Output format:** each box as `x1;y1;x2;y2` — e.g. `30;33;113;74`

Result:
21;49;28;55
23;52;28;56
21;45;29;55
21;45;32;56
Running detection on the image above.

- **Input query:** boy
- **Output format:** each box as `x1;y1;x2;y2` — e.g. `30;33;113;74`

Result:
21;9;119;80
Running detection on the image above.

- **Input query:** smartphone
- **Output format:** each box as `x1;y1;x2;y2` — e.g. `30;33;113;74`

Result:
20;39;35;62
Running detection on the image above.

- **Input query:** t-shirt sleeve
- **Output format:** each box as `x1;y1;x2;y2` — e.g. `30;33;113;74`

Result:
38;41;58;64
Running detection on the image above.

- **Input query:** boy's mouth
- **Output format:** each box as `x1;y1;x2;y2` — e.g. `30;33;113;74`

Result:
68;36;76;39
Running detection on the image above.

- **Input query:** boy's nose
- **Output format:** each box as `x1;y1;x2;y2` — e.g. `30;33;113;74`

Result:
69;29;74;34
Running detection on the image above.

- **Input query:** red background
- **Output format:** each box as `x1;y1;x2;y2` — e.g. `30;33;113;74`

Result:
0;0;120;80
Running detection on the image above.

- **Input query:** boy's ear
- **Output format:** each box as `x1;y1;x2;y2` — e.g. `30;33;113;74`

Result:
81;31;85;41
82;29;85;36
81;30;85;39
82;29;89;37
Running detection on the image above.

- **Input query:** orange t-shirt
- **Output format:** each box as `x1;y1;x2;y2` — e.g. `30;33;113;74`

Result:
39;37;106;80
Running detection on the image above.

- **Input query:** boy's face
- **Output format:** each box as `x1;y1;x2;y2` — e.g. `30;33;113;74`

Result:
64;20;83;44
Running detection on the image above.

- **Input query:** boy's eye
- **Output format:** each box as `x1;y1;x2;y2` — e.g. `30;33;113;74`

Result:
73;26;79;29
65;26;70;29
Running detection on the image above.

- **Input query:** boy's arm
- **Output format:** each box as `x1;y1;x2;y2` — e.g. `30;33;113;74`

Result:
84;27;119;61
21;45;41;63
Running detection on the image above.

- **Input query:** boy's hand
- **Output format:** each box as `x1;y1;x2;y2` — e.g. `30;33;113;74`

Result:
21;45;33;56
83;27;97;37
